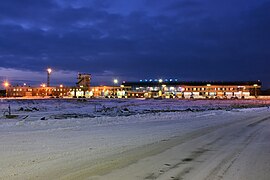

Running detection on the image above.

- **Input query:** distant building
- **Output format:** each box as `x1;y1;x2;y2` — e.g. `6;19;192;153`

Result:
122;81;262;99
90;85;131;98
5;73;91;98
6;85;71;98
76;73;91;88
67;73;92;98
4;74;262;99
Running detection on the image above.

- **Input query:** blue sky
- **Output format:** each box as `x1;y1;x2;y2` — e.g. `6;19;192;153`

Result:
0;0;269;87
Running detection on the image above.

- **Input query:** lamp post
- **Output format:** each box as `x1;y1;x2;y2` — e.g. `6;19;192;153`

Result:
47;68;52;87
3;81;9;98
158;79;163;98
40;83;46;97
253;84;258;98
207;84;211;98
113;79;118;98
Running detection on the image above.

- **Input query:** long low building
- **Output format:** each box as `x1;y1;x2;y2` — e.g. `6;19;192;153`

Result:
5;85;130;98
122;81;262;99
4;81;262;99
6;85;71;98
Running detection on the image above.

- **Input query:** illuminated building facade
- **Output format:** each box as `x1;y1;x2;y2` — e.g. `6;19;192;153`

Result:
3;74;262;99
90;86;131;98
122;81;262;99
6;86;71;98
68;73;92;98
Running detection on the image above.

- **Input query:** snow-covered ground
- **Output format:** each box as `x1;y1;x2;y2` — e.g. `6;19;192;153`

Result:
1;99;270;179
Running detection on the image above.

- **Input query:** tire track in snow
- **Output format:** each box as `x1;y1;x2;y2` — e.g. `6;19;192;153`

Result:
173;116;270;180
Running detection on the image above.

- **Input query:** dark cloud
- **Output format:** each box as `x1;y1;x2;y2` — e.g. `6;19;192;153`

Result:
164;0;203;11
0;0;270;87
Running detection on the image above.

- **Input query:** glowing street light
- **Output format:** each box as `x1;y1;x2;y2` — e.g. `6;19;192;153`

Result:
206;84;211;98
3;81;9;88
113;79;118;85
113;79;118;98
60;84;63;88
254;84;258;98
41;83;46;88
3;81;9;97
158;79;163;83
47;68;52;87
47;68;52;74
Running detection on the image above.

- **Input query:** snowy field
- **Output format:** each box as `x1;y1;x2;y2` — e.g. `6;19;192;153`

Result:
1;99;270;180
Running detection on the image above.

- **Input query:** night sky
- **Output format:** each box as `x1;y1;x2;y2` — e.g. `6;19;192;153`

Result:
0;0;270;87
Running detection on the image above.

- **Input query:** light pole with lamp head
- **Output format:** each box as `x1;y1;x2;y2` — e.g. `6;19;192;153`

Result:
207;84;211;98
47;68;52;87
253;84;258;98
113;79;118;98
3;81;9;98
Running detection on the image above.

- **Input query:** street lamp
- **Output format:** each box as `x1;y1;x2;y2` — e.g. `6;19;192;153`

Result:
253;84;258;98
207;84;211;98
40;83;46;97
4;81;9;88
3;81;9;97
113;79;118;98
41;83;46;88
47;68;52;87
113;79;118;84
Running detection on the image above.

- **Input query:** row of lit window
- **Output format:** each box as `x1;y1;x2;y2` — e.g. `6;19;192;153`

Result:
137;87;249;91
185;87;237;91
13;89;32;92
185;87;250;91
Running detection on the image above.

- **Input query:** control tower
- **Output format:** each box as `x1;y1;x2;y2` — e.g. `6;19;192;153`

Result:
76;73;91;89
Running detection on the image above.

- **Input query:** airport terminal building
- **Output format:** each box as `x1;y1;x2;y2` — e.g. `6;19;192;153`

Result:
4;73;262;99
122;81;261;99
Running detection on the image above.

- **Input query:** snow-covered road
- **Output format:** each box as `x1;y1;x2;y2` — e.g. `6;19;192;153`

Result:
99;108;270;180
1;99;270;179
